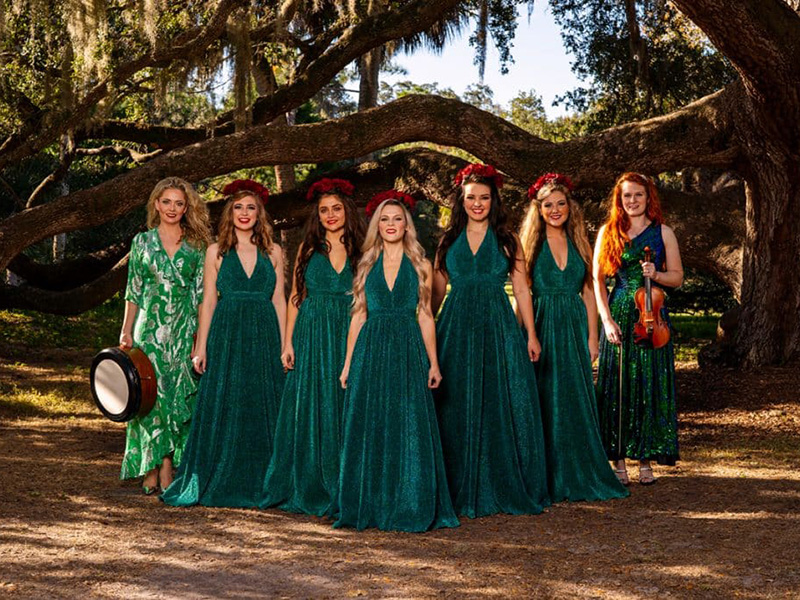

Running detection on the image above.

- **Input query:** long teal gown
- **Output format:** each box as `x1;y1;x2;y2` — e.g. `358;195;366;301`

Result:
596;222;679;465
531;239;629;502
161;249;285;507
436;229;550;518
260;251;351;516
333;253;459;532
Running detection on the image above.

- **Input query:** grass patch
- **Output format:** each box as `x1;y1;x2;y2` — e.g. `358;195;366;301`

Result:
0;295;124;351
671;313;718;361
0;362;95;419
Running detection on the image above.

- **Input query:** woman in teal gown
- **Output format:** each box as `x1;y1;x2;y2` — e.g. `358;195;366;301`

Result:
260;179;364;516
335;192;458;532
593;173;683;486
520;173;629;502
162;181;286;507
433;164;550;518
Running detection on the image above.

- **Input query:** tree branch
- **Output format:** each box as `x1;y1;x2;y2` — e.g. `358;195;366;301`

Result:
0;0;247;172
75;145;162;163
671;0;800;94
0;89;739;271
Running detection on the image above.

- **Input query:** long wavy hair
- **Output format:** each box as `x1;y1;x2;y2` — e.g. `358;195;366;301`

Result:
216;191;274;257
351;199;430;316
146;177;211;249
436;173;518;276
293;191;366;307
519;182;594;286
597;172;663;276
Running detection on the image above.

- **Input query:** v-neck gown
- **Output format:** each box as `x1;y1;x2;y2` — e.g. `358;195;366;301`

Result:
436;229;550;518
161;250;285;507
260;251;352;516
531;239;629;502
121;229;205;479
333;254;459;532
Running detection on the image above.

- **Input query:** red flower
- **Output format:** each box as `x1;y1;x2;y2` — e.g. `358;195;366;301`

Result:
454;163;504;189
365;190;417;218
527;173;574;200
222;179;270;204
306;177;355;201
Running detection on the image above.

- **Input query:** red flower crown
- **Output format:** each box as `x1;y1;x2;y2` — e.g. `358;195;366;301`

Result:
222;179;270;204
365;190;417;219
306;177;355;201
527;173;574;200
454;163;504;189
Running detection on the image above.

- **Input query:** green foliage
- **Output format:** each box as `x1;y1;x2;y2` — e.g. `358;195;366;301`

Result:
668;268;738;315
549;0;735;131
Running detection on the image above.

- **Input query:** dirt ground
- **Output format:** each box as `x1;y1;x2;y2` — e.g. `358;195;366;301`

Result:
1;349;799;599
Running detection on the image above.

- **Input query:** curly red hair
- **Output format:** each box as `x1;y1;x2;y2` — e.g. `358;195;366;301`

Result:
597;172;663;276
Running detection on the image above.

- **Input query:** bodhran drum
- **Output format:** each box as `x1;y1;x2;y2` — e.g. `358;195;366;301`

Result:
90;347;157;422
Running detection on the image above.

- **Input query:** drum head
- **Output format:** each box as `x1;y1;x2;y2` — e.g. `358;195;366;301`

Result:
90;348;141;422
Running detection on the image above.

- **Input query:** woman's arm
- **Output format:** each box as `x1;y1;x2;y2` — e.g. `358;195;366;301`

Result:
593;225;621;345
650;224;684;288
510;234;540;362
192;245;221;373
581;278;600;362
418;260;442;388
119;302;138;348
431;243;449;316
281;244;304;369
270;244;288;348
339;307;367;389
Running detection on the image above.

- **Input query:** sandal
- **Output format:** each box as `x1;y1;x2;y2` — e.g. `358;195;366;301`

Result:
614;468;630;487
639;465;657;486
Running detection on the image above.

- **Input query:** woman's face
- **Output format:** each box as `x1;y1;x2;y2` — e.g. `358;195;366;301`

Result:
378;204;406;243
540;190;569;229
463;182;492;223
318;195;346;233
232;195;259;232
155;188;187;225
620;181;648;218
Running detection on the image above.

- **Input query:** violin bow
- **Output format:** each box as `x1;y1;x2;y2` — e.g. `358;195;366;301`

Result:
618;343;623;458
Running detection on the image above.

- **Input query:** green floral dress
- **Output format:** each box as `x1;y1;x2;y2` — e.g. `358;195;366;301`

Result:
121;229;205;479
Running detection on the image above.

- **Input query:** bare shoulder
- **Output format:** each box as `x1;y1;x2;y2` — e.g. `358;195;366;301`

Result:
206;243;219;259
269;243;284;263
422;257;433;277
660;224;679;243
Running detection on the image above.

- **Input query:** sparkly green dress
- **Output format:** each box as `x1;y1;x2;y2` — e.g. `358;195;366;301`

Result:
436;229;550;518
260;251;352;516
334;254;459;532
161;250;285;507
531;239;629;502
121;229;204;480
596;222;679;465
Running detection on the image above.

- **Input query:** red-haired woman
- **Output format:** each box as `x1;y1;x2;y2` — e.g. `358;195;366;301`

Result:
593;173;683;486
260;178;365;516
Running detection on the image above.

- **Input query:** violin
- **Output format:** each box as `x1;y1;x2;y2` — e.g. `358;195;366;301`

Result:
633;246;670;349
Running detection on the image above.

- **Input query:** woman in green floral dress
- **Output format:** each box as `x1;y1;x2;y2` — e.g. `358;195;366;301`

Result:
119;177;211;494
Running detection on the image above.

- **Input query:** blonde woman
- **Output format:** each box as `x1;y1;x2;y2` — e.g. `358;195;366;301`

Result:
520;173;628;501
119;177;210;494
162;180;286;507
334;191;458;532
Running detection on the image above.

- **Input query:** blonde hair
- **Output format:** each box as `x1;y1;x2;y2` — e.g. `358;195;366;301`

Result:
146;177;211;249
351;200;430;315
519;183;594;286
216;191;274;257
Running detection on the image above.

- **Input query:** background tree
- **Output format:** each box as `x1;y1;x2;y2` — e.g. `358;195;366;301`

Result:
1;0;798;367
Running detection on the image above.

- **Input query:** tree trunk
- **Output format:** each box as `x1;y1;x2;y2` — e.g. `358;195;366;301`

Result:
734;96;800;365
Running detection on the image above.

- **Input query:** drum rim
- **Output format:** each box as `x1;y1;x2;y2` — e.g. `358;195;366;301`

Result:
90;347;143;422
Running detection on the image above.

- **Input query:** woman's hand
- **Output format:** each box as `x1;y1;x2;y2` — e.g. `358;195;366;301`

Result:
603;318;622;345
339;366;349;389
192;350;207;375
588;337;599;362
119;332;133;349
428;365;442;389
528;335;542;362
641;261;657;280
281;342;295;371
